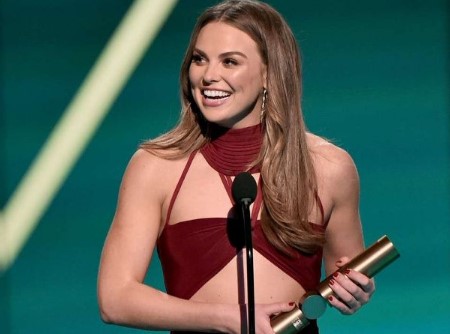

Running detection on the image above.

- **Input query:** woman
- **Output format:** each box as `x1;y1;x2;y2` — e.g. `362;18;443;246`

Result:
97;1;375;333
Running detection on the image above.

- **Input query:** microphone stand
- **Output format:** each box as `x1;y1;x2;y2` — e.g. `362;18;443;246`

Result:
232;172;257;334
239;197;255;334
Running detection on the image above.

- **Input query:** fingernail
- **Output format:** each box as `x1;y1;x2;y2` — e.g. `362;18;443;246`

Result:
328;296;334;302
345;269;351;275
289;302;295;306
329;279;335;286
333;272;339;278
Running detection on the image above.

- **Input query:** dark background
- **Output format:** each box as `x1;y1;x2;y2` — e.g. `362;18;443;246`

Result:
1;0;449;333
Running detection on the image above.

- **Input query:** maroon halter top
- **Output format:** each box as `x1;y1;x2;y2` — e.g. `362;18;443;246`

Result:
157;124;322;334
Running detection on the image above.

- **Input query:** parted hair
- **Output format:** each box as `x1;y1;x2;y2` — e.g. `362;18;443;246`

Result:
141;0;324;253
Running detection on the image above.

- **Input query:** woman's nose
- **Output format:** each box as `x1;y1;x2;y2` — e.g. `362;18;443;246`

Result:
202;63;221;84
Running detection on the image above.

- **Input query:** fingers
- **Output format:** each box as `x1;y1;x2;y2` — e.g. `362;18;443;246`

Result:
327;292;359;315
335;256;350;268
263;301;297;316
328;270;375;315
346;269;376;295
254;302;297;334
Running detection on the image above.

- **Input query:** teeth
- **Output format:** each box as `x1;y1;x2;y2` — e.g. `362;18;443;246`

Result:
203;90;230;98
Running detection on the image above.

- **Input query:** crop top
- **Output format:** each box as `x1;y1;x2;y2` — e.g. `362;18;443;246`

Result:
156;124;324;333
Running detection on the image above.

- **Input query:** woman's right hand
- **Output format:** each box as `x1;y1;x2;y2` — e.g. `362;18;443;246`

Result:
228;302;296;334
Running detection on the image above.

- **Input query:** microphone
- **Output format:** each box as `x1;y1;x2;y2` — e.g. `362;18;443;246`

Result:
232;172;257;334
271;235;400;334
232;172;257;205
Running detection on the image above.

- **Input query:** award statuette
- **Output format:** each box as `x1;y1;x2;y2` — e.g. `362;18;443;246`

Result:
271;306;310;334
271;235;400;334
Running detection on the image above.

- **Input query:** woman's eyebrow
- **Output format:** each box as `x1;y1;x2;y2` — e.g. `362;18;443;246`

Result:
220;51;247;59
193;48;247;59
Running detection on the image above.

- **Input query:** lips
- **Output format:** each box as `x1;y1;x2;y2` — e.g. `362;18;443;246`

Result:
203;89;231;99
201;89;231;106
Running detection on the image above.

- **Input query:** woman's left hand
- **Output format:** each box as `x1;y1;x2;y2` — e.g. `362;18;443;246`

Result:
327;257;376;315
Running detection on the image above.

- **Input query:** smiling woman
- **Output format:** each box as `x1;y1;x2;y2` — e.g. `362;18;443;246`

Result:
188;22;266;128
97;1;375;333
1;0;448;333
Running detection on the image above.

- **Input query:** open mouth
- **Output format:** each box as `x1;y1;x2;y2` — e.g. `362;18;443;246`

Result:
202;89;231;100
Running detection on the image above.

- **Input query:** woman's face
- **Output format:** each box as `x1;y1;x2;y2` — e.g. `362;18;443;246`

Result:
189;21;266;129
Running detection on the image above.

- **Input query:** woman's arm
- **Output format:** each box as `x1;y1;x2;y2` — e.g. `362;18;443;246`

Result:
97;149;238;332
321;147;375;314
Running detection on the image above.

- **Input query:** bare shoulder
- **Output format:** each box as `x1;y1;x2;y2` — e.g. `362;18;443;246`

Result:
127;148;188;173
121;148;189;202
306;133;359;199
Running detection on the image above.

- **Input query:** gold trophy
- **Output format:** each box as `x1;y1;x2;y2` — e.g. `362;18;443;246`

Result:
271;235;400;334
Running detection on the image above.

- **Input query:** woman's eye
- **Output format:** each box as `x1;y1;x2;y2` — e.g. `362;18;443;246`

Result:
223;58;238;66
191;54;204;63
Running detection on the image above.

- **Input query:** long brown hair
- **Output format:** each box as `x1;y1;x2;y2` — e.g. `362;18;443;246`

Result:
141;0;324;253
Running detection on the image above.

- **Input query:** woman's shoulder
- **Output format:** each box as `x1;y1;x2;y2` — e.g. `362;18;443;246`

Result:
306;133;359;188
307;132;354;161
123;148;191;193
130;147;190;166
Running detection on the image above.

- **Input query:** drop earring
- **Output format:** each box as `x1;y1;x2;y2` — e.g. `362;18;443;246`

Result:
261;88;268;118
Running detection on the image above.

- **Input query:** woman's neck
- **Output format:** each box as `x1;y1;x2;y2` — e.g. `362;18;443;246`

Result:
200;123;263;176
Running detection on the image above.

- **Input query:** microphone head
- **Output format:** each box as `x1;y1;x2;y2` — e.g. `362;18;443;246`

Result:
232;172;257;204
